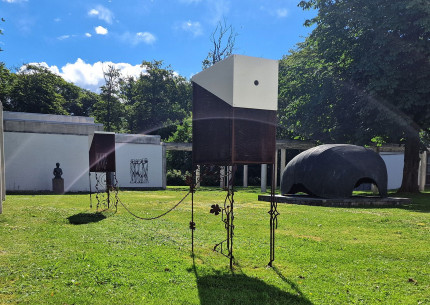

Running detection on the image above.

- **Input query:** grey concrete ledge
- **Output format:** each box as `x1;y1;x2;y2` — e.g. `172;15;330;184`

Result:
4;111;96;124
5;120;104;135
258;194;411;207
115;133;161;145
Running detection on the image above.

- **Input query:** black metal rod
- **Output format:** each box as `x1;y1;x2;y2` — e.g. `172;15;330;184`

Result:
191;182;195;255
89;172;92;209
230;181;234;269
269;162;276;267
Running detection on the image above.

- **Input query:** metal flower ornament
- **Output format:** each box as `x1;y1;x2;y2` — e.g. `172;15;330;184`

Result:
210;204;222;216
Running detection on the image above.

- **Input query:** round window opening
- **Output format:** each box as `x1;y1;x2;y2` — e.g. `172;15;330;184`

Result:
254;80;259;86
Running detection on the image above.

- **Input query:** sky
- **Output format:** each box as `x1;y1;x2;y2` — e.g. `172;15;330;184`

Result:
0;0;316;92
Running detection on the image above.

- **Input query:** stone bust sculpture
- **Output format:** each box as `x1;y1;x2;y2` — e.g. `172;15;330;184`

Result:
53;163;63;179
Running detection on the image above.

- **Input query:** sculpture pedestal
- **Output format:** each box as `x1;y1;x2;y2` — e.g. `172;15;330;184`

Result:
52;178;64;194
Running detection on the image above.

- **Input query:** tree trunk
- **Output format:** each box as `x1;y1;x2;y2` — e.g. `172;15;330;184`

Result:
398;132;420;193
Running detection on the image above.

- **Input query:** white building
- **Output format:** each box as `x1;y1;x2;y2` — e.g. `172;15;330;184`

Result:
3;111;166;192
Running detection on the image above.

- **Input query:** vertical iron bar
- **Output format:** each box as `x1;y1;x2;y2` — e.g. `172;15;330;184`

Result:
191;182;195;255
89;172;92;208
230;182;234;269
269;162;276;267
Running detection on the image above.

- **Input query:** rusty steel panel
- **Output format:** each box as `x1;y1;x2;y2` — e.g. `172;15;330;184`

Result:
192;82;276;165
232;107;276;164
89;133;116;172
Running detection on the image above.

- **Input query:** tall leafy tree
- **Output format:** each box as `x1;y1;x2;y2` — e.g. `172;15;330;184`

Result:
283;0;430;192
7;65;68;114
93;65;125;132
0;63;15;106
4;64;99;116
122;60;191;138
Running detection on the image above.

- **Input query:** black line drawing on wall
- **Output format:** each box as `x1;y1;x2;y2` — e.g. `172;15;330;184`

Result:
130;158;149;184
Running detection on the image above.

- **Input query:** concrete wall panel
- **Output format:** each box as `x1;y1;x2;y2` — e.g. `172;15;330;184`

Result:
5;132;90;192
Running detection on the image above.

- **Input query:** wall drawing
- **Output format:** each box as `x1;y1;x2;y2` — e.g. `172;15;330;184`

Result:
130;158;149;184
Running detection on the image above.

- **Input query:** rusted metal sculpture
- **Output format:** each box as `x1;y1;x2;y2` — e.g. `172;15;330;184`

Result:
89;132;118;210
281;144;388;198
191;54;279;268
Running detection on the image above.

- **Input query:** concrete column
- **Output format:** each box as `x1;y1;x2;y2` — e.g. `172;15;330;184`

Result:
220;166;225;188
274;150;278;189
243;165;248;188
228;166;233;188
196;165;201;188
419;151;427;192
261;164;267;193
162;144;167;189
280;149;286;176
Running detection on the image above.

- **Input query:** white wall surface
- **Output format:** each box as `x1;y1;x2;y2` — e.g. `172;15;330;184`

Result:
380;153;404;190
5;132;91;192
115;142;163;188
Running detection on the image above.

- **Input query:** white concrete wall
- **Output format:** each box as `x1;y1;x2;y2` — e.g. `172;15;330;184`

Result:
5;132;91;192
115;142;163;188
380;153;404;190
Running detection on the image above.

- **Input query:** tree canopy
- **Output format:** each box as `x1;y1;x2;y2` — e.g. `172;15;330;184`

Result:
121;60;191;138
279;0;430;192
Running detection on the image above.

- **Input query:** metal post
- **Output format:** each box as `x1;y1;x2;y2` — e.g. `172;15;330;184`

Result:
106;171;111;209
268;163;278;267
229;184;234;269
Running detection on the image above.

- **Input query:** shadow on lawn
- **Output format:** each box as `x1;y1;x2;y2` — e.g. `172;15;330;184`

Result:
393;192;430;213
67;212;106;225
192;258;313;305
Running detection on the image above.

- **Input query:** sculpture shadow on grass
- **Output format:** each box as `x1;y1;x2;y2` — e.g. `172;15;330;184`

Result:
192;258;313;305
67;212;106;225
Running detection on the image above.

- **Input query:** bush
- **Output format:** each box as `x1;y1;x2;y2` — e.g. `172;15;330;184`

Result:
167;169;190;186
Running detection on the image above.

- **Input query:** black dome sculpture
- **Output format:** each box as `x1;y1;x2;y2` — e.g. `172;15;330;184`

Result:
280;144;388;198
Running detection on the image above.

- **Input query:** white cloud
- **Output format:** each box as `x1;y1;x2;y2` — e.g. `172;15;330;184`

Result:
54;18;61;22
88;9;99;16
2;0;27;3
181;20;203;37
57;35;70;40
136;32;156;44
25;59;147;92
276;8;288;18
88;5;114;24
121;31;156;45
85;32;92;37
95;26;108;35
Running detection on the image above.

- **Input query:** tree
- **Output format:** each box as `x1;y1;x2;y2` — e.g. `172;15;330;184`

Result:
202;18;237;69
93;65;125;132
278;40;403;146
7;65;68;114
165;116;193;177
0;63;15;106
3;64;99;117
121;60;191;138
289;0;430;192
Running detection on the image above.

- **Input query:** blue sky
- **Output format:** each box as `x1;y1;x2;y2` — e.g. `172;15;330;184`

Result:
1;0;315;91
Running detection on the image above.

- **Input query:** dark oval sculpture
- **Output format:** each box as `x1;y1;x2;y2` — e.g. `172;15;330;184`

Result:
280;144;388;198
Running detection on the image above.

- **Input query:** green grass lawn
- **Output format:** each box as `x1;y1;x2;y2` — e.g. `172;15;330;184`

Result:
0;187;429;304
